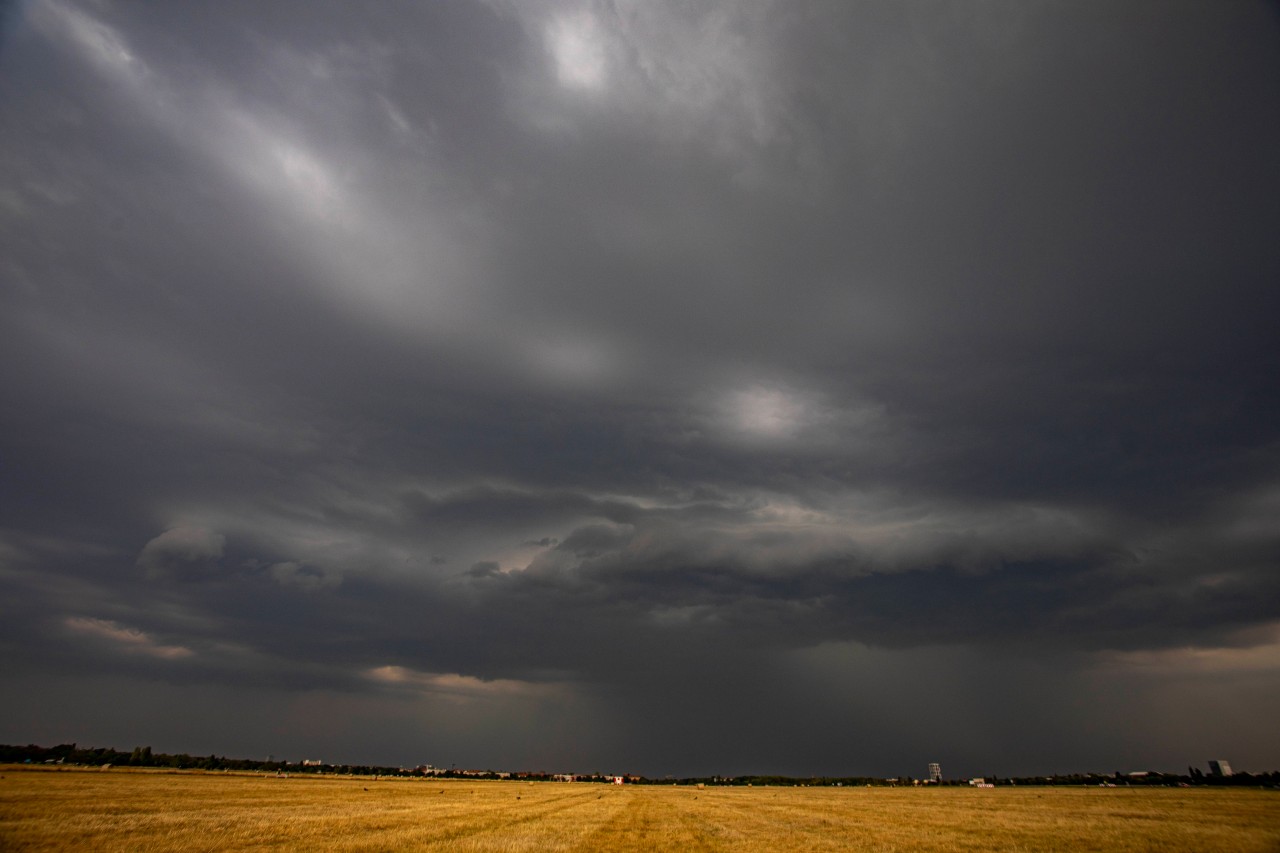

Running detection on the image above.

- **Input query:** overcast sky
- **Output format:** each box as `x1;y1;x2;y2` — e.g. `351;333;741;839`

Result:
2;0;1278;778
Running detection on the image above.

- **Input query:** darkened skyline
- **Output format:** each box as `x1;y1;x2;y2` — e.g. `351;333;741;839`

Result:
2;0;1278;778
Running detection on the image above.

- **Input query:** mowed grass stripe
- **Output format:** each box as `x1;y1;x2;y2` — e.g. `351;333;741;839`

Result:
651;787;864;851
400;785;620;851
576;787;727;852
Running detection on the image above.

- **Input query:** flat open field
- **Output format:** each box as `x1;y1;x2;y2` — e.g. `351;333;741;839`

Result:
2;767;1277;852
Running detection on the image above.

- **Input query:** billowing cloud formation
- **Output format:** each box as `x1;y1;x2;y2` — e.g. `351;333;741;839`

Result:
1;0;1278;776
137;527;226;579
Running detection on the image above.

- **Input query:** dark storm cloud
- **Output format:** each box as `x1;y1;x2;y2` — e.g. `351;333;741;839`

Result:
2;0;1279;775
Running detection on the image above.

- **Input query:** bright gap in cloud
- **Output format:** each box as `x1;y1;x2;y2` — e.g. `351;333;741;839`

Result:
725;386;806;440
547;12;607;90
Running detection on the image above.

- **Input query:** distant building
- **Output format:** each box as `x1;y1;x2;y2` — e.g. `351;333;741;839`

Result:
301;759;324;766
1208;760;1233;777
928;763;942;783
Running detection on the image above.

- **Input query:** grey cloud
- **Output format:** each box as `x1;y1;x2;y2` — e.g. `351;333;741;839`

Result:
267;561;340;591
466;560;501;579
136;528;226;580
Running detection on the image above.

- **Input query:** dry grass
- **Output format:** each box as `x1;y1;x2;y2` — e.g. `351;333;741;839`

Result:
2;766;1277;852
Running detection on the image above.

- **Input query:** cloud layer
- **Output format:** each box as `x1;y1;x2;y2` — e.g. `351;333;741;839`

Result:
2;0;1278;776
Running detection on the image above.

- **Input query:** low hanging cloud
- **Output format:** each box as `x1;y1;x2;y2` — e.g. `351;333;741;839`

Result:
136;527;226;579
64;616;194;661
267;560;341;591
366;665;564;701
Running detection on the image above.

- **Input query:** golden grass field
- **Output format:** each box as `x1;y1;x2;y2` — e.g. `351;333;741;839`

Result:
1;766;1277;852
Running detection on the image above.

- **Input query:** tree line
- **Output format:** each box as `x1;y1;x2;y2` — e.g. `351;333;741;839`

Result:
3;743;1276;787
0;743;403;777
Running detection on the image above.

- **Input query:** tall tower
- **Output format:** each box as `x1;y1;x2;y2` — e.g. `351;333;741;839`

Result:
1208;760;1233;777
928;763;942;783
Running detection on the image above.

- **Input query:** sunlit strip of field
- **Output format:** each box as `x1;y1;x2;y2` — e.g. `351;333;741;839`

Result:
1;766;1278;852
